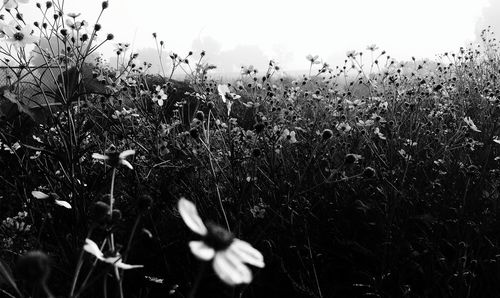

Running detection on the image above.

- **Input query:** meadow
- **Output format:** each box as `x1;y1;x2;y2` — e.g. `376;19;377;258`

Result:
1;1;500;297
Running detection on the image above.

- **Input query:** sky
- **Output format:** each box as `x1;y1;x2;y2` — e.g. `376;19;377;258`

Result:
19;0;498;74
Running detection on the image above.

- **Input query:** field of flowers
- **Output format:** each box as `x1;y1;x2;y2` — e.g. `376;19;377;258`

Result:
1;0;500;297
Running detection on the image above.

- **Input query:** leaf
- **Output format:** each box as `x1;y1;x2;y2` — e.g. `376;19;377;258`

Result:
3;90;35;120
0;260;21;297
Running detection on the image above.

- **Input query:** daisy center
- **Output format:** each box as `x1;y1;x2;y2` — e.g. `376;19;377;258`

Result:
13;32;24;41
205;222;234;251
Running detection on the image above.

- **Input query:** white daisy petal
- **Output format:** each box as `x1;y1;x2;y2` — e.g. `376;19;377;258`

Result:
114;261;144;270
119;149;136;159
83;239;104;260
92;153;109;160
229;239;265;268
32;190;50;199
120;159;134;170
213;251;252;286
104;256;143;270
178;198;207;236
189;241;215;261
55;199;72;209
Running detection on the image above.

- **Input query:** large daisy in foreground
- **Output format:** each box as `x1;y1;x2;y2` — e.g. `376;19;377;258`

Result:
178;198;265;285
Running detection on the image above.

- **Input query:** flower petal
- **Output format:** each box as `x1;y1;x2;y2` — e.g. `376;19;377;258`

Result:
83;239;104;260
178;198;207;235
119;149;135;159
189;241;215;261
114;261;144;270
32;190;50;199
120;159;134;170
92;153;109;160
229;239;265;268
55;199;72;209
213;251;252;286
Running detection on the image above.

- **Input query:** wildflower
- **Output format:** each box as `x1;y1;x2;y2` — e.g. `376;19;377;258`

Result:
178;198;264;285
217;84;240;116
346;50;358;58
374;127;386;140
153;86;167;106
3;0;29;10
8;25;39;48
306;54;321;64
494;138;500;145
464;117;481;132
67;12;81;18
280;129;297;144
366;44;379;51
83;239;143;269
31;191;72;209
336;122;351;133
92;146;135;169
0;20;15;38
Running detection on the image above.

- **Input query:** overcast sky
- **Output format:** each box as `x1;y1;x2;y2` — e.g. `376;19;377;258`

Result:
21;0;498;73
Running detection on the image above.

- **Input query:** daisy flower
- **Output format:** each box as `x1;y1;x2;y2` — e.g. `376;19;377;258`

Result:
31;191;72;209
178;198;264;286
306;54;320;64
8;25;39;48
217;84;240;116
83;239;143;270
280;129;298;144
336;122;352;133
153;86;167;106
92;146;135;169
3;0;29;10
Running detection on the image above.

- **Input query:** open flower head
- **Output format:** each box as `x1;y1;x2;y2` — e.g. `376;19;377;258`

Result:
32;190;72;209
8;25;39;48
83;239;143;270
92;146;135;169
3;0;30;10
178;198;265;286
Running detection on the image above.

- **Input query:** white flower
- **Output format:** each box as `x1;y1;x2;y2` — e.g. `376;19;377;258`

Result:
464;117;481;132
83;239;143;270
178;198;265;286
336;122;352;133
153;86;167;106
0;20;15;38
31;190;72;209
217;84;240;116
92;147;135;169
8;25;39;48
306;54;320;64
494;137;500;145
280;129;297;144
3;0;29;10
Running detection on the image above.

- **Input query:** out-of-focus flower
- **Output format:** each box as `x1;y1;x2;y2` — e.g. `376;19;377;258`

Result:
217;84;240;116
280;129;297;144
366;44;379;51
178;198;265;286
8;25;39;48
306;54;320;64
336;122;352;133
92;146;135;169
3;0;29;10
83;239;143;270
31;191;72;209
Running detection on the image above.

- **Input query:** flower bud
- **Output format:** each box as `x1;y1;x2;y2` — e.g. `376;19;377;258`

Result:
102;1;109;9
